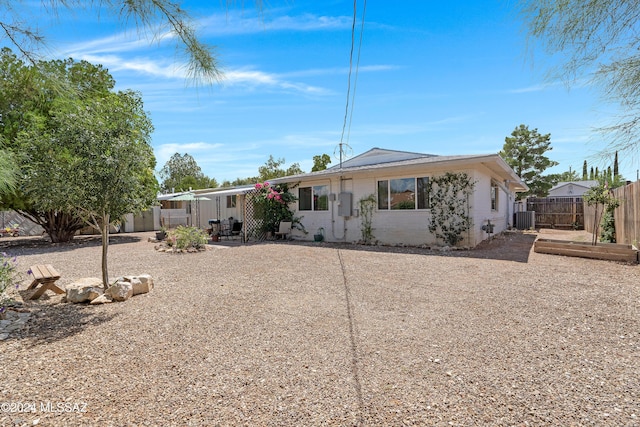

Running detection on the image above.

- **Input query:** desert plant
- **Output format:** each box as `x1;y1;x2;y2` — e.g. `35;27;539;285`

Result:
167;225;208;250
0;252;20;315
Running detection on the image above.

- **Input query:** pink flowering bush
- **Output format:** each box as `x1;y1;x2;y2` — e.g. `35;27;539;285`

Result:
252;182;297;234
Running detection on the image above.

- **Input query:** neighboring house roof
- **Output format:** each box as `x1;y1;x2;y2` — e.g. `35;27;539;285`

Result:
196;185;256;198
272;148;529;192
549;180;598;193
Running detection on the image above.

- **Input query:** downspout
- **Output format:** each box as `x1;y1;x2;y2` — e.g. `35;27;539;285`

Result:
331;175;347;241
501;180;513;229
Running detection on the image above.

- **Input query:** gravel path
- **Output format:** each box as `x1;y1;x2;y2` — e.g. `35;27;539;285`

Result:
0;230;638;426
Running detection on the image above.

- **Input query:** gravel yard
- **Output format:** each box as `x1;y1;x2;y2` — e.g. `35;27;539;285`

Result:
0;230;638;426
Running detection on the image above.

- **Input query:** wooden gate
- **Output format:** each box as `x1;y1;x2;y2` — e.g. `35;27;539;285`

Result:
526;197;584;229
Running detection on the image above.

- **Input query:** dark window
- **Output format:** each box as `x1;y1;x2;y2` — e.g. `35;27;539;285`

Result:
299;186;329;211
299;187;312;210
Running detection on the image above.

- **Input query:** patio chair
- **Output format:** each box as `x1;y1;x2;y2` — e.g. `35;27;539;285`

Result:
274;221;292;240
230;221;244;241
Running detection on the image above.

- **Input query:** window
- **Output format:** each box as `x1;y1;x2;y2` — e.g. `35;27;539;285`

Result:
377;180;389;209
417;177;430;209
299;185;329;211
491;182;498;211
378;177;429;210
226;195;236;208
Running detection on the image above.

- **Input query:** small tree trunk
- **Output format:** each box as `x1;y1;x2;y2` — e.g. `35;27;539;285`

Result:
101;213;110;288
592;205;601;246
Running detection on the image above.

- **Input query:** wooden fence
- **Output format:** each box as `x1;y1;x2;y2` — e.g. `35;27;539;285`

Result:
583;180;640;245
525;198;584;229
613;181;640;245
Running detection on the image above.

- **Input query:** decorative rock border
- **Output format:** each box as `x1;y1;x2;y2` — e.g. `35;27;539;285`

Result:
65;275;154;304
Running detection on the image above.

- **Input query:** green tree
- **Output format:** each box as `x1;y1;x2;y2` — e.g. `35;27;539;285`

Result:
549;169;580;186
312;154;332;172
0;49;118;242
614;151;619;177
582;160;588;180
39;91;158;287
257;155;304;181
520;1;640;155
159;153;215;192
0;148;18;197
499;124;559;198
584;183;620;245
0;0;237;82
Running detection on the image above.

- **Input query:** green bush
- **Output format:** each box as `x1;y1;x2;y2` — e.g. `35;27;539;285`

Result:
600;208;616;243
167;226;208;250
1;252;19;314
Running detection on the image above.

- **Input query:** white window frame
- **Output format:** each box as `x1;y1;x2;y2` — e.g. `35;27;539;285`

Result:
490;181;499;211
299;185;329;211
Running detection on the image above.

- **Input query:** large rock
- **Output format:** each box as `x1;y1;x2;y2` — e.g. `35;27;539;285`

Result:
89;294;113;305
122;274;154;295
66;278;103;303
105;281;133;302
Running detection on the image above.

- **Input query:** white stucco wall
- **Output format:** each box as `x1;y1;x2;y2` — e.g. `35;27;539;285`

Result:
288;164;515;247
470;166;515;245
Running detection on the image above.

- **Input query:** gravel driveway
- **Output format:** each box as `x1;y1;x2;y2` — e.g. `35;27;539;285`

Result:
0;230;638;426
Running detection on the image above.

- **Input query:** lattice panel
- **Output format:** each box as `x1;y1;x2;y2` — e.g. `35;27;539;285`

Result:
243;189;266;242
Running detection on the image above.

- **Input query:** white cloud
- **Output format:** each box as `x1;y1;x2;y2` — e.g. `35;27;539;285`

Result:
507;83;550;94
281;64;397;78
507;79;590;94
197;12;354;37
222;68;329;94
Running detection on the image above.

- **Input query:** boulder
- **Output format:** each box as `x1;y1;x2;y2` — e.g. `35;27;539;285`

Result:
66;278;104;303
105;281;133;302
122;274;154;295
133;274;154;295
89;294;113;305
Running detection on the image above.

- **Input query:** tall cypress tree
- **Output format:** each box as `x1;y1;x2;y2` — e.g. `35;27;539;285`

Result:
590;166;595;180
582;160;588;180
614;151;619;177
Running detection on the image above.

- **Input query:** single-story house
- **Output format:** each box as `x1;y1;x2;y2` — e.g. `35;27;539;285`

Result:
269;148;527;247
168;148;528;247
547;180;598;198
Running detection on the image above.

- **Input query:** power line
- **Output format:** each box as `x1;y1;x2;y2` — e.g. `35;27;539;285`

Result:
346;0;367;146
338;0;366;168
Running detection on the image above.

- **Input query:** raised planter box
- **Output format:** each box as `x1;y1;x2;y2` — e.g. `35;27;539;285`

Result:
534;238;638;263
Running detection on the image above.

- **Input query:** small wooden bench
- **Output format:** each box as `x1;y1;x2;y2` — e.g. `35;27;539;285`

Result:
27;265;64;300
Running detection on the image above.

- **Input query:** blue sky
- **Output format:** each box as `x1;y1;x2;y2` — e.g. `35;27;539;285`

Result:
13;0;633;183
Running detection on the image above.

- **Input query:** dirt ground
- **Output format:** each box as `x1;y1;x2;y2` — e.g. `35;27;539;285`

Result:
0;229;638;426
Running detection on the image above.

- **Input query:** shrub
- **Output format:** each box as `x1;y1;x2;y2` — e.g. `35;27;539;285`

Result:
167;226;208;250
0;252;19;315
